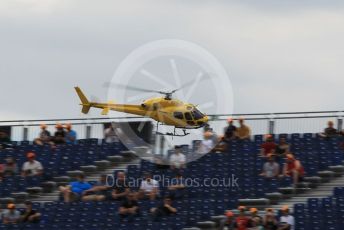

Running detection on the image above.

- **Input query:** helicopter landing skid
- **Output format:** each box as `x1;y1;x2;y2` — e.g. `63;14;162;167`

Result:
155;123;190;137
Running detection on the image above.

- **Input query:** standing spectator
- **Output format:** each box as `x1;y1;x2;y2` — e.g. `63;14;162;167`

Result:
138;172;159;200
278;206;294;230
282;154;305;185
104;124;118;143
199;130;216;154
169;146;186;170
167;172;186;199
3;157;18;177
319;121;338;138
59;174;92;203
260;155;280;179
118;192;140;222
223;117;237;142
111;171;130;201
263;208;278;230
34;124;51;146
20;201;41;223
260;135;277;157
235;206;250;230
21;152;43;177
0;130;12;149
275;137;290;157
248;208;262;227
65;123;77;144
53;123;66;145
82;175;111;202
219;210;235;230
235;118;251;140
150;196;177;221
2;203;21;224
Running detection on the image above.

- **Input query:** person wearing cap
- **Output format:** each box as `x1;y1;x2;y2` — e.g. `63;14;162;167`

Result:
260;134;277;157
234;206;250;230
235;118;251;140
65;123;77;144
2;203;21;224
59;174;92;203
138;172;160;200
248;208;263;228
21;152;43;177
282;154;305;185
260;154;280;179
169;145;186;170
34;124;51;146
278;206;294;230
53;123;66;145
20;201;41;223
223;117;237;142
219;210;235;230
263;208;278;230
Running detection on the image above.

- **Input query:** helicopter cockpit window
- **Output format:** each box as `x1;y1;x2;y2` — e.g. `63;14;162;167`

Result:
184;112;193;121
174;112;184;120
192;109;204;120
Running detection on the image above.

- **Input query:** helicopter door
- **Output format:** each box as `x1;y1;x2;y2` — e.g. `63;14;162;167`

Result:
184;112;195;125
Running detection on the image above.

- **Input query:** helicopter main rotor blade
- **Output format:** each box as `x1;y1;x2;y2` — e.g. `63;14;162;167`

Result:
170;73;211;94
103;82;165;94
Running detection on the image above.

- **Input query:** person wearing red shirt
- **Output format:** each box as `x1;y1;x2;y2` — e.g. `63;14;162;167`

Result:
235;206;250;230
260;135;277;157
282;154;305;185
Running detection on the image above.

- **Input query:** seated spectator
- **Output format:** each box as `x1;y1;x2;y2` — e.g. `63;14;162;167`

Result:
34;124;51;146
263;208;278;230
278;206;294;230
319;121;338;138
199;130;216;154
52;123;66;145
150;196;177;221
0;130;12;149
223;117;237;142
3;157;18;177
219;210;235;230
282;154;305;185
169;146;186;170
138;172;159;200
118;192;140;222
275;137;290;156
59;174;92;203
21;152;43;177
260;154;280;179
234;206;250;230
104;124;118;143
167;172;186;199
250;216;264;230
260;135;277;157
65;123;77;144
154;155;170;170
248;207;262;227
235;118;251;140
2;203;21;224
111;171;130;201
20;201;41;223
82;174;111;202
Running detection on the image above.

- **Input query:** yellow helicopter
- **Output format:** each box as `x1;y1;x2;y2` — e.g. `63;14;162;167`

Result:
74;82;209;136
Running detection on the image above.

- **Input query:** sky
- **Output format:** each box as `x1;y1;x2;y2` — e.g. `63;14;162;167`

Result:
1;0;344;121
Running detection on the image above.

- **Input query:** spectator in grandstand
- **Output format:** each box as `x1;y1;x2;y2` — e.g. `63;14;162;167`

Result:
59;174;92;203
52;123;66;145
169;145;186;170
154;155;170;170
319;121;338;138
150;196;177;221
138;172;160;200
219;210;235;230
2;203;21;224
199;129;216;154
235;118;251;140
235;206;250;230
263;208;278;230
278;206;294;230
223;117;237;142
260;135;276;157
34;124;51;146
3;157;18;177
20;201;41;223
65;123;77;144
248;208;263;227
250;216;264;230
282;154;305;185
82;174;111;202
118;192;140;222
0;130;12;149
21;152;43;177
260;154;280;179
111;171;130;201
104;123;118;143
167;172;186;199
275;137;290;157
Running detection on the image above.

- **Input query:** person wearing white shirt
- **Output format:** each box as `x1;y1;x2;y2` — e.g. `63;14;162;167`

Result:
138;172;159;200
21;152;43;177
169;146;186;169
278;206;295;230
104;124;118;143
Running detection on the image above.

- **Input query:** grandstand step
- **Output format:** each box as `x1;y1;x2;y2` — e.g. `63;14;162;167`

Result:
66;170;84;178
210;215;226;228
238;198;270;208
94;160;111;170
79;165;98;175
26;187;43;197
41;181;57;193
0;197;15;205
11;192;29;203
317;170;335;182
265;192;283;205
107;155;124;165
278;187;295;198
303;176;322;188
328;165;344;177
196;221;216;230
120;150;137;159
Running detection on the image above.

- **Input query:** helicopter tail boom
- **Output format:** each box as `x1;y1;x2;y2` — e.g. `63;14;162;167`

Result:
75;87;91;114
